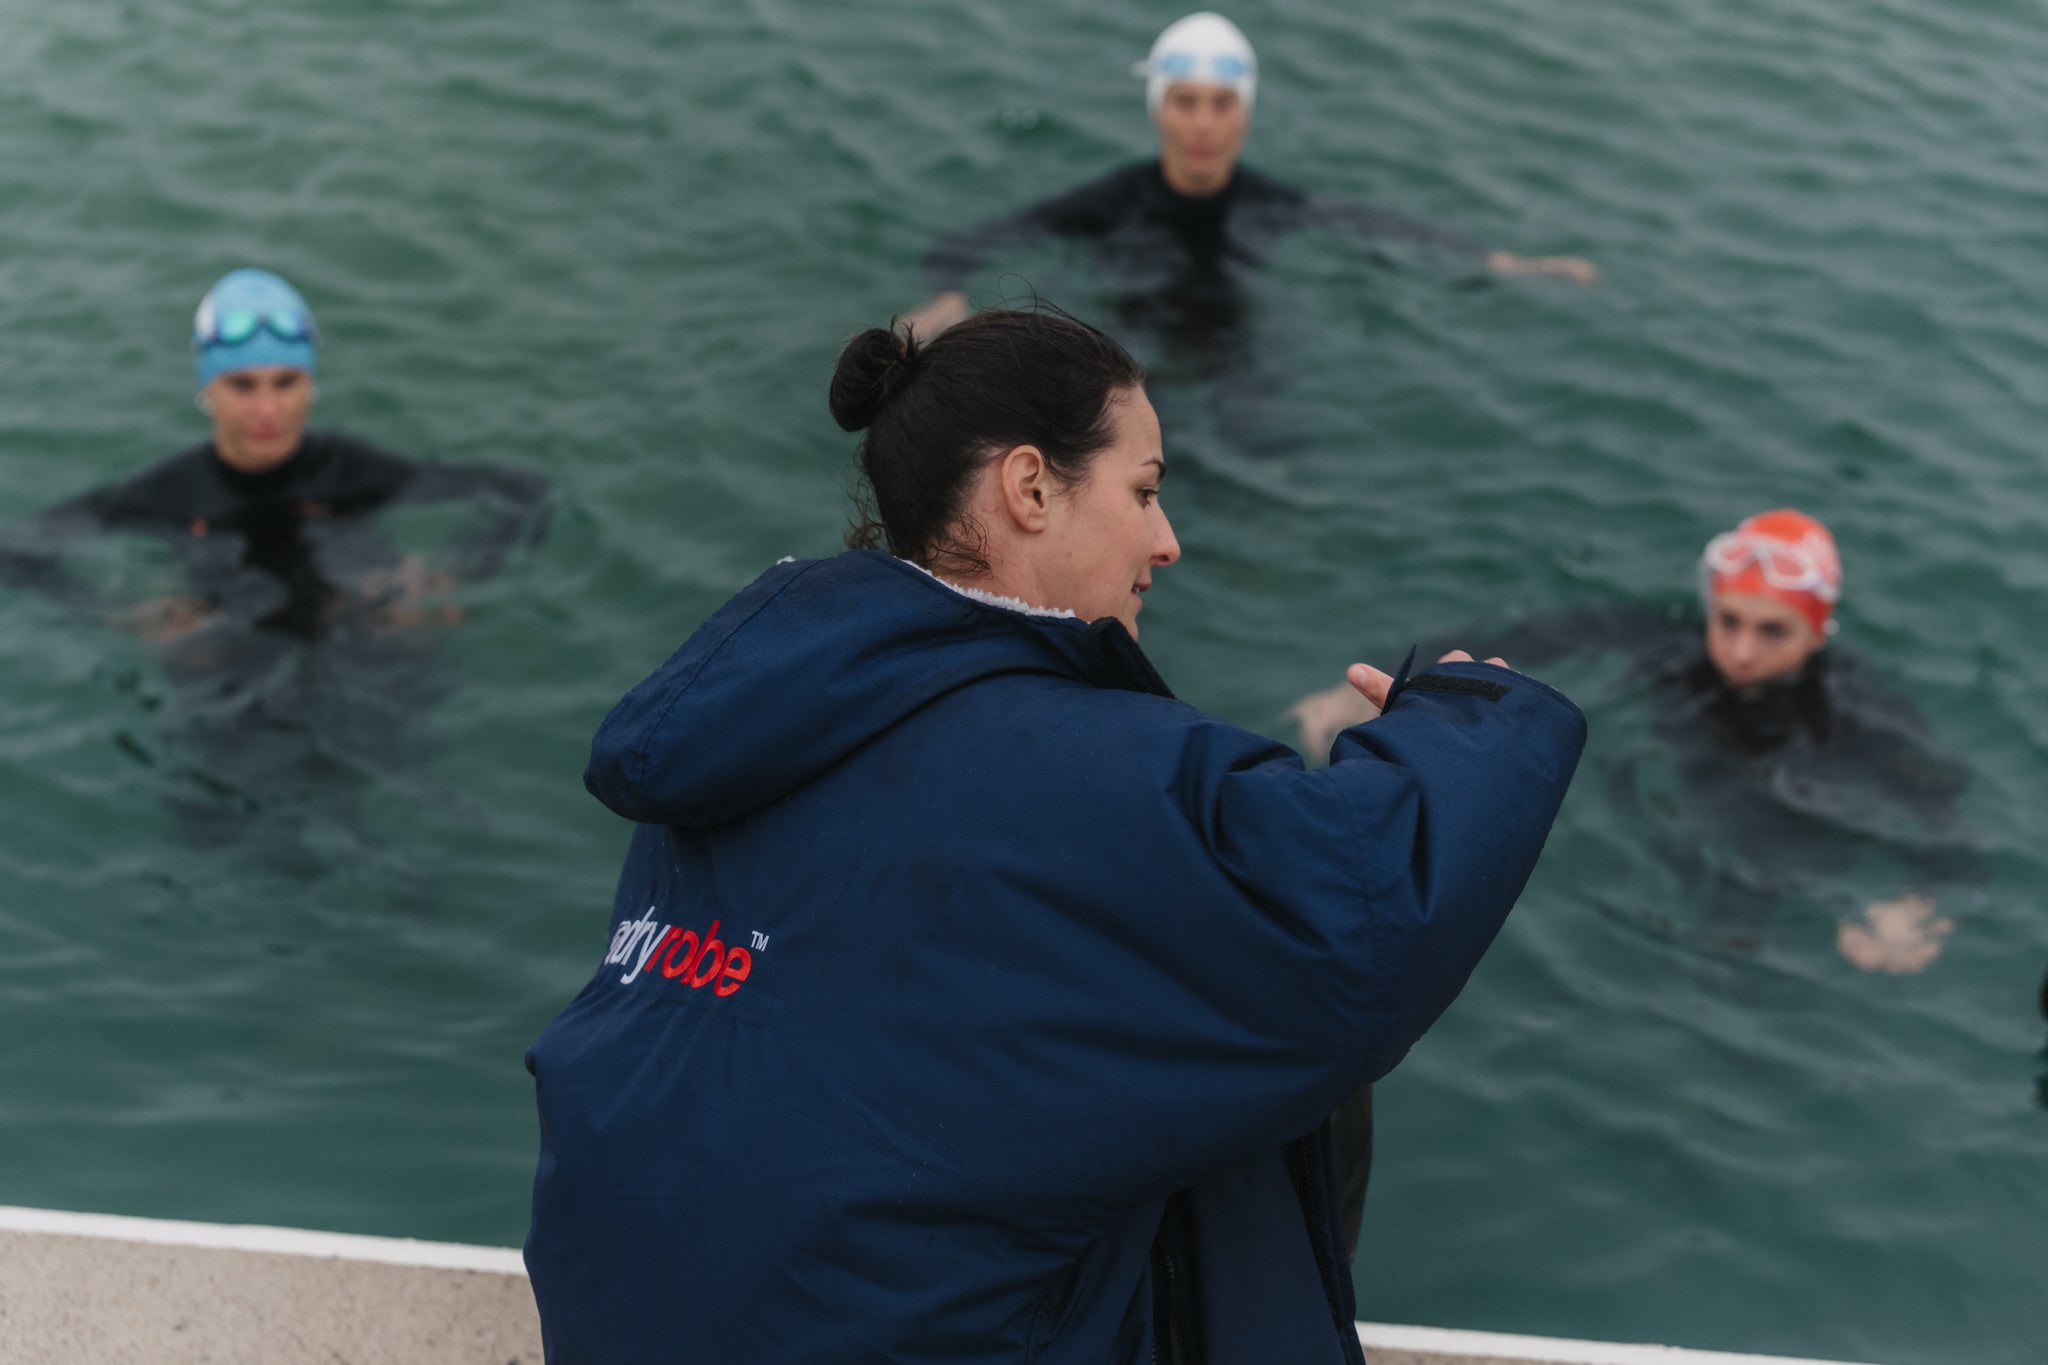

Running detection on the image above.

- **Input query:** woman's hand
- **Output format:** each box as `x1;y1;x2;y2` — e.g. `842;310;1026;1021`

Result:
1292;651;1509;754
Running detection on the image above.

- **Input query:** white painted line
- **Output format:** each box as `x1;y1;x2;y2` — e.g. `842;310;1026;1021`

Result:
0;1205;527;1275
1357;1321;1872;1365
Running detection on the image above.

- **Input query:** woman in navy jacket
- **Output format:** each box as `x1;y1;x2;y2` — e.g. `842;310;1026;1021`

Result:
524;307;1586;1363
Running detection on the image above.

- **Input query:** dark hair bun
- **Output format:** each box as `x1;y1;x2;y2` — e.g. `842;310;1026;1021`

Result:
829;325;919;432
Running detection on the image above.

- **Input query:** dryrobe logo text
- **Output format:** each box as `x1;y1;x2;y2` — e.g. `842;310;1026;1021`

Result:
605;906;755;997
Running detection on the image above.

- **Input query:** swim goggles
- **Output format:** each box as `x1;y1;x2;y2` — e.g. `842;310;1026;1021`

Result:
1132;51;1254;84
1699;530;1840;602
192;304;319;350
1152;51;1252;80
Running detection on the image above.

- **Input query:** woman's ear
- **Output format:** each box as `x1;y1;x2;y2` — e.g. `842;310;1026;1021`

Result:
995;445;1053;533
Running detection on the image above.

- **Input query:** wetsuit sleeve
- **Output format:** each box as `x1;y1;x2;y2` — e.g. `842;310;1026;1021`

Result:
0;498;112;612
922;168;1137;292
397;461;553;580
0;442;218;613
1420;602;1688;671
1304;196;1486;260
1848;674;1979;889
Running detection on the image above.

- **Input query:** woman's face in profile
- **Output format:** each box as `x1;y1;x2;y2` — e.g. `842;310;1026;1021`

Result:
1704;591;1823;693
1037;388;1182;638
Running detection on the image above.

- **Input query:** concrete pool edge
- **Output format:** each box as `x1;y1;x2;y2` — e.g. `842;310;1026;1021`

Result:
0;1205;1875;1365
1353;1321;1874;1365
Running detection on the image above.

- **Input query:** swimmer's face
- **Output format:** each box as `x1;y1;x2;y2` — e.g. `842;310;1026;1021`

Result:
1037;387;1180;638
1155;83;1248;196
204;366;313;474
1705;592;1824;693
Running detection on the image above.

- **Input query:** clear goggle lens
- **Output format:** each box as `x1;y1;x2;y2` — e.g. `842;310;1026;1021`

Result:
1154;51;1251;80
195;307;319;350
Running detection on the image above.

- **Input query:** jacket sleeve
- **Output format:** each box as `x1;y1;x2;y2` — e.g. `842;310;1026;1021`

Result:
974;659;1586;1202
1204;661;1584;1092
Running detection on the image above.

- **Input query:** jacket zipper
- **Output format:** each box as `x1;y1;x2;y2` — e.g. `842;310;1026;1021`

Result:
1150;1193;1192;1365
1161;1241;1185;1365
1287;1131;1367;1365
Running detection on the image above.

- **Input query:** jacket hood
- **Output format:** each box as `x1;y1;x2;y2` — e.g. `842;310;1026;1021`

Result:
584;550;1171;827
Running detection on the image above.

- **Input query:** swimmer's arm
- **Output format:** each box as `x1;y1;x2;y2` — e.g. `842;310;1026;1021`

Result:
1310;197;1596;284
918;209;1054;311
1309;197;1490;261
399;461;551;511
0;502;115;615
396;463;553;582
1;524;220;642
900;290;971;341
1486;250;1599;286
3;492;251;644
912;203;1060;336
1289;678;1380;757
912;167;1138;334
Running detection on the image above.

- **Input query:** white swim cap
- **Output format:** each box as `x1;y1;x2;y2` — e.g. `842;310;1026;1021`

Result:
1132;12;1257;114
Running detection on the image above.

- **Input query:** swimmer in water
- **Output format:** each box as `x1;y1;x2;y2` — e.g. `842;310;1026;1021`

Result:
0;268;549;644
1294;510;1969;1256
0;268;550;840
902;11;1597;345
1295;509;1963;976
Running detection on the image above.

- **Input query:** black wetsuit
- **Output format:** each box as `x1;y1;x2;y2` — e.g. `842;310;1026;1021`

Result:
1;432;548;630
1483;604;1970;867
0;432;550;841
925;160;1484;377
1331;603;1973;1258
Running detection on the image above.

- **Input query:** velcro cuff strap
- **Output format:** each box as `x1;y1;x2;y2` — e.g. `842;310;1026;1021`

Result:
1402;673;1509;702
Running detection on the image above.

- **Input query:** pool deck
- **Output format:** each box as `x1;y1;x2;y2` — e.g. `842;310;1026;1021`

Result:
0;1205;1873;1365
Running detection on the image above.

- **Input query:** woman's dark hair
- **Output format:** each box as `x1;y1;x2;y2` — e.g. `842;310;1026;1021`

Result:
830;304;1143;576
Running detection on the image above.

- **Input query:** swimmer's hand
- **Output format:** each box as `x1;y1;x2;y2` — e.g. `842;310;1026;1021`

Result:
354;557;465;636
1290;651;1508;755
900;290;971;341
1836;893;1952;975
1487;251;1598;286
114;596;218;644
1290;678;1379;755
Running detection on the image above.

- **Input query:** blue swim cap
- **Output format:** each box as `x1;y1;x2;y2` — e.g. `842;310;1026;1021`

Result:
193;269;319;387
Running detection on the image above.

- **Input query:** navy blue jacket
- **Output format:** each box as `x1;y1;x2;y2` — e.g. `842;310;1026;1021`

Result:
526;550;1585;1364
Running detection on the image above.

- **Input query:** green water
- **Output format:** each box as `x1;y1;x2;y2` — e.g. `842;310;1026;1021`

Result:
3;2;2045;1361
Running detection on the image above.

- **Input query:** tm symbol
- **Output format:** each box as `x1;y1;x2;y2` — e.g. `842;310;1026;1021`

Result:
749;931;771;951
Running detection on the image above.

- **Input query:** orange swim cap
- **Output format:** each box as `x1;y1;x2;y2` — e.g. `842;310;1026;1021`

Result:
1699;508;1841;637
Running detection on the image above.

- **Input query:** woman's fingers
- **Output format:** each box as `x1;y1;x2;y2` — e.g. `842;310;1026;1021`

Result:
1347;653;1511;720
1346;663;1393;710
